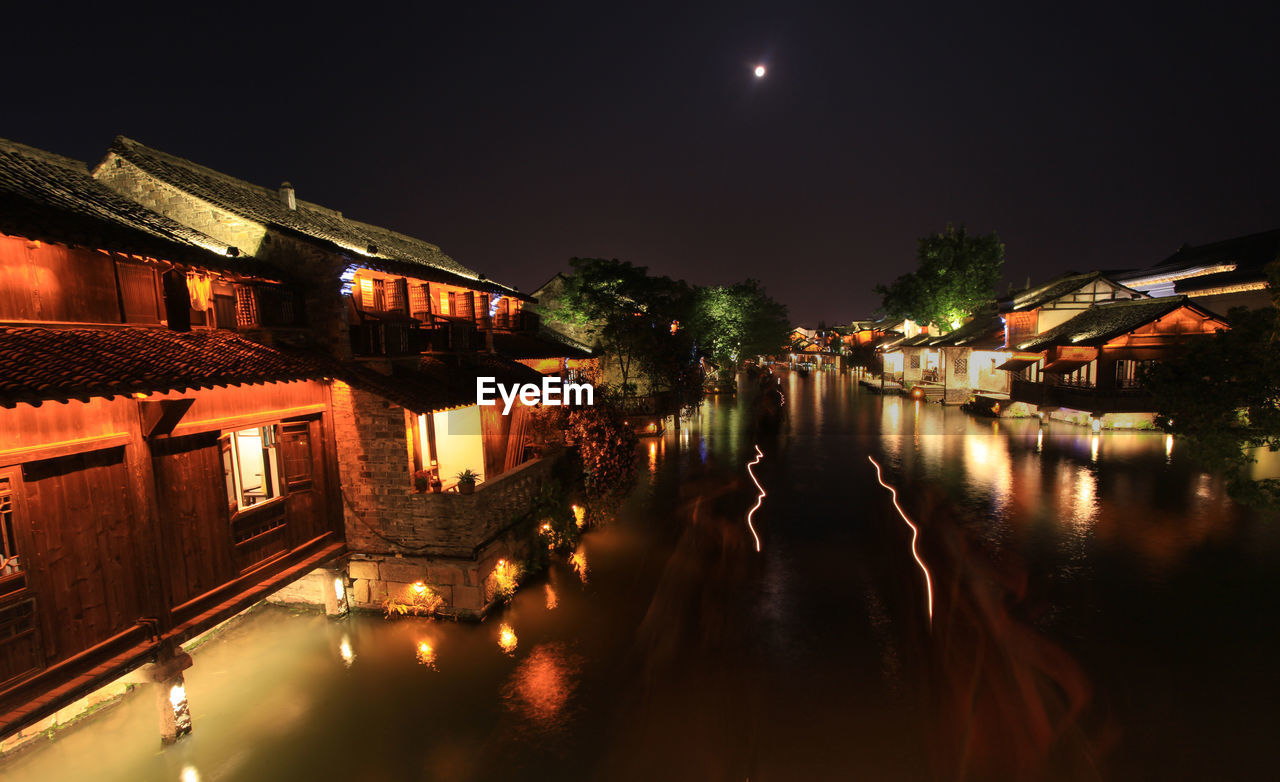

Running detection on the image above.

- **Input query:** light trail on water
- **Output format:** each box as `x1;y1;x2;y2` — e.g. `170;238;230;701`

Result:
867;455;933;626
746;445;766;552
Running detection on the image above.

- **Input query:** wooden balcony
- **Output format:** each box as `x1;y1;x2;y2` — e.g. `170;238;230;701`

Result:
1010;379;1155;413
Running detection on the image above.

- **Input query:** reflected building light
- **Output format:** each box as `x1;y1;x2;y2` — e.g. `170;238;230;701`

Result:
339;635;355;667
416;640;437;669
1036;429;1043;452
571;505;586;529
648;441;657;471
1166;434;1174;459
569;548;590;583
1091;435;1099;462
545;583;558;610
498;623;518;655
180;766;201;782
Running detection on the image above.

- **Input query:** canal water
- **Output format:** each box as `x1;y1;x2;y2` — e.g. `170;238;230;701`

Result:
6;370;1279;781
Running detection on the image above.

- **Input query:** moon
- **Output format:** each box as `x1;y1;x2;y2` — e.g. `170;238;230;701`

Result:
753;64;766;78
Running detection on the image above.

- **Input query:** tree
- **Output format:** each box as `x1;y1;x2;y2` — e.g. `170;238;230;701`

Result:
875;224;1004;331
690;280;791;367
1144;262;1280;507
545;258;696;399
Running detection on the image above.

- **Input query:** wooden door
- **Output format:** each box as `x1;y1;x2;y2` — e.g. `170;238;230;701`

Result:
151;434;236;606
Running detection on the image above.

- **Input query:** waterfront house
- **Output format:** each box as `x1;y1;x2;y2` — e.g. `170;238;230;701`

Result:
0;138;347;741
93;137;576;619
1004;296;1228;428
1115;228;1277;313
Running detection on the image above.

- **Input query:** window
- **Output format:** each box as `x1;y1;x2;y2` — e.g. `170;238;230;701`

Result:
909;355;920;369
235;286;259;327
410;284;430;320
0;477;20;578
385;279;406;313
953;357;968;376
440;291;452;316
280;422;314;490
221;426;281;511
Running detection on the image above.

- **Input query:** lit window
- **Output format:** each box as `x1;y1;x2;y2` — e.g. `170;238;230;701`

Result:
359;277;375;310
222;426;281;511
439;291;450;315
0;477;21;578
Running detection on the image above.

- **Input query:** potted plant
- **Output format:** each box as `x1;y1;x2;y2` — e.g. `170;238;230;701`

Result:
413;470;432;494
429;472;443;493
456;469;479;495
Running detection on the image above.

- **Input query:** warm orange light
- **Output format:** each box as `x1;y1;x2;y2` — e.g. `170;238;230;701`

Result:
868;456;933;627
412;581;427;595
416;640;437;668
571;505;585;529
569;548;589;583
745;445;765;552
498;623;518;655
545;583;558;610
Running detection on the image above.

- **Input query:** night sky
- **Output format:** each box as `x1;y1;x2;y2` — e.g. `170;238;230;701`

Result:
6;2;1278;325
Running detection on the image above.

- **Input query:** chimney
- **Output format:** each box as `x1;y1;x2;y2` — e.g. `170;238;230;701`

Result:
279;182;296;210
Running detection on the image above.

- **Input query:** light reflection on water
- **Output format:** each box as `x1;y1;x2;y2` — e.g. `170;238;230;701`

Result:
5;371;1279;782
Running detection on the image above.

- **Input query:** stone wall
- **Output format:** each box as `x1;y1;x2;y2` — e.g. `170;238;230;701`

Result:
94;156;352;360
330;381;561;617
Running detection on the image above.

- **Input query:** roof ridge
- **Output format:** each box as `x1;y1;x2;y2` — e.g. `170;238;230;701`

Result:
0;137;89;173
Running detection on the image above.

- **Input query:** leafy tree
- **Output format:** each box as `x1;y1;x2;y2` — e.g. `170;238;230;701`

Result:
545;258;696;399
1145;262;1280;507
875;224;1004;331
691;280;791;366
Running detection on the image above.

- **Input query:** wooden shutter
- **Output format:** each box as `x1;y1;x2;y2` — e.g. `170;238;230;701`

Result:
280;422;313;490
116;261;162;324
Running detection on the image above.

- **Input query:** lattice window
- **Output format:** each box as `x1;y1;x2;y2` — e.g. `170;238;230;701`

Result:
953;357;968;375
0;478;20;577
909;355;920;369
409;284;429;317
385;279;405;313
235;286;259;328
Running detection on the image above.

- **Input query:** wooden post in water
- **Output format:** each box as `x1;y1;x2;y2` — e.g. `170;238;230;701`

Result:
143;647;193;745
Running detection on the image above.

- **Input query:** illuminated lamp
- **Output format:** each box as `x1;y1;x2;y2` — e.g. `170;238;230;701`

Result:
910;386;925;400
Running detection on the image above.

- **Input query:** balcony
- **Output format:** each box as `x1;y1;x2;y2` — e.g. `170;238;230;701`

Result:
1011;379;1155;414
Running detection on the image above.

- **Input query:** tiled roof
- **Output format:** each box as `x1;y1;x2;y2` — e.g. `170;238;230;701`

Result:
103;137;529;300
1013;296;1222;351
1000;271;1100;312
0;137;256;272
1128;228;1280;281
930;311;1004;348
0;326;339;408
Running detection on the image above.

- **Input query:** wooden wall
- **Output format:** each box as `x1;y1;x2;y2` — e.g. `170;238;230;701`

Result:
0;381;341;680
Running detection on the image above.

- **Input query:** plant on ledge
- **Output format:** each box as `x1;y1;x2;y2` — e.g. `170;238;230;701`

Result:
384;581;444;617
456;469;479;494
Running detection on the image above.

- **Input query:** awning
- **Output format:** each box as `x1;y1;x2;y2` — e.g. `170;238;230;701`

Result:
1041;357;1091;375
996;356;1038;371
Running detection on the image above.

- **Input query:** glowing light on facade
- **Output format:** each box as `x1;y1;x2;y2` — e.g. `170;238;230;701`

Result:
498;623;518;655
867;456;933;626
745;445;766;552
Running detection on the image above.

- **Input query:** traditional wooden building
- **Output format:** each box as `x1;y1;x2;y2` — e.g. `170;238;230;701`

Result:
1116;228;1277;313
0;138;345;742
93;137;575;618
1004;296;1228;428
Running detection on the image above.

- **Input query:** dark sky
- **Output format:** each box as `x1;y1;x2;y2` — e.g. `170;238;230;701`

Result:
5;1;1278;325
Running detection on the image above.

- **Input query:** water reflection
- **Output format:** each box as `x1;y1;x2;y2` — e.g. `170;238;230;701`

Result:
500;643;583;730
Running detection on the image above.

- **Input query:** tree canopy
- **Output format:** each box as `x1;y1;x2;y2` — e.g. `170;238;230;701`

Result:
690;280;790;367
1144;262;1280;507
875;224;1004;331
